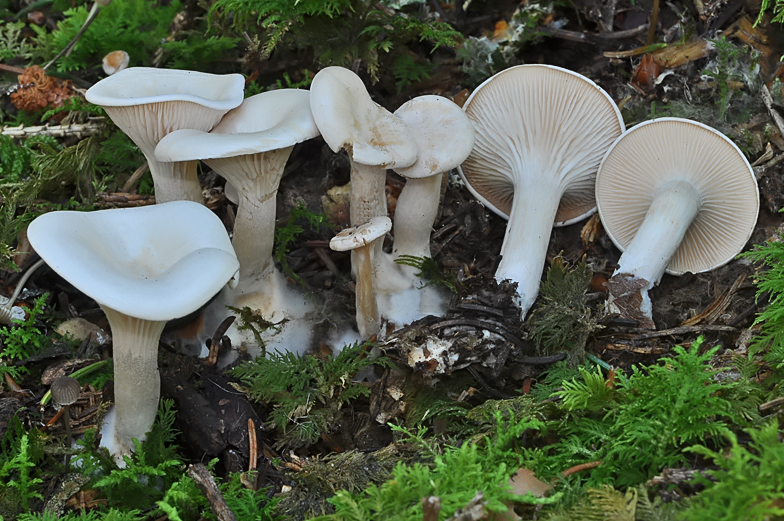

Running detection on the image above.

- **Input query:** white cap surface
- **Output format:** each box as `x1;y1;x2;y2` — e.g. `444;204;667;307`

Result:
393;95;475;179
310;66;416;169
458;64;624;226
28;201;240;321
330;216;392;252
155;89;320;161
596;117;759;275
85;67;245;109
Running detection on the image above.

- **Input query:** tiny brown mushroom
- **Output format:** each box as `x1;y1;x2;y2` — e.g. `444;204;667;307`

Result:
51;376;81;470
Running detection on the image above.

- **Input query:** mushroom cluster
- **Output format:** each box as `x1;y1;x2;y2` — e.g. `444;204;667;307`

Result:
155;89;321;352
28;64;761;462
309;66;475;337
456;66;759;326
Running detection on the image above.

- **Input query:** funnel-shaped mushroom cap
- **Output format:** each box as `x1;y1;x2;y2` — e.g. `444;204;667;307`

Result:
310;66;416;169
85;67;245;161
155;89;320;161
330;216;392;251
458;64;624;226
596;118;759;275
86;67;244;109
394;95;475;179
28;201;240;321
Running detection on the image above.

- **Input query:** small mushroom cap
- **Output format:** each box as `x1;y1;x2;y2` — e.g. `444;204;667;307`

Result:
393;95;475;179
85;67;245;110
102;50;129;76
330;216;392;252
596;118;759;275
155;89;320;162
28;201;240;322
310;66;416;169
51;376;81;406
458;64;624;226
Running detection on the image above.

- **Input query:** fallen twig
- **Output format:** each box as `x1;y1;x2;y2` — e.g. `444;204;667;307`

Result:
1;121;104;139
187;463;238;521
634;324;736;340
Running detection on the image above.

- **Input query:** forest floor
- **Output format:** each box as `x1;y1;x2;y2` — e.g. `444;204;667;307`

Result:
2;0;784;519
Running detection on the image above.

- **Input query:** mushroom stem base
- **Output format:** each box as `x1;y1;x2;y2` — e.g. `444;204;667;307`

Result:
495;178;563;317
101;305;166;462
607;180;701;328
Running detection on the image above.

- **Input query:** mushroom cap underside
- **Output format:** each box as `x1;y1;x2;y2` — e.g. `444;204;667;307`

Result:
85;67;245;110
458;64;625;226
310;66;416;169
596;117;759;275
393;95;475;179
155;89;320;161
28;201;239;321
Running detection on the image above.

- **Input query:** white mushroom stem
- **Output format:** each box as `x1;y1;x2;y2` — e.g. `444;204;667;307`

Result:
146;160;202;204
349;160;389;273
101;305;166;458
495;176;563;316
349;160;387;230
355;243;380;338
610;179;701;313
104;101;223;204
206;147;292;285
231;190;277;283
392;175;443;280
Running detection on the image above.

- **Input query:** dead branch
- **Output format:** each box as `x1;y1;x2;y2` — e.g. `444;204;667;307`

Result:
187;463;238;521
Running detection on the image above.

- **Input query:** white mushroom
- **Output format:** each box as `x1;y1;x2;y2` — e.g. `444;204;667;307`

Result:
330;216;392;339
310;66;416;292
85;68;245;204
458;64;624;316
596;117;759;328
156;89;319;309
392;95;475;282
27;201;239;462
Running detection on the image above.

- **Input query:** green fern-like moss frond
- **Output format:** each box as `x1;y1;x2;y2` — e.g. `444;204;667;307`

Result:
230;342;390;448
527;256;599;360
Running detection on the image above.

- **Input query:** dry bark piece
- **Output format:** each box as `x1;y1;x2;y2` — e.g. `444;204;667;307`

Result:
596;118;759;328
458;64;624;316
650;39;714;69
187;463;238;521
